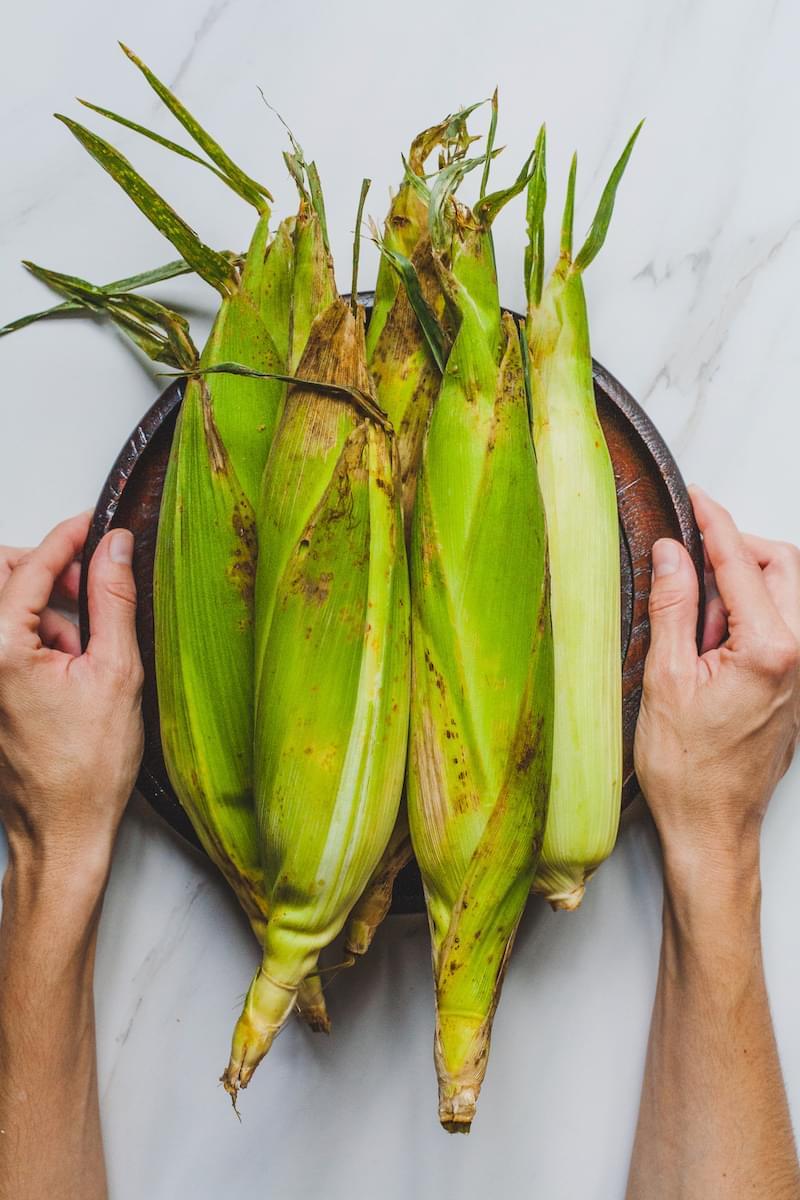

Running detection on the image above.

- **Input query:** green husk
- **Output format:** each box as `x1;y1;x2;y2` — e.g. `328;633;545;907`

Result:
154;369;266;928
117;43;272;212
286;177;337;370
75;96;256;206
55;115;238;297
525;124;641;909
151;205;287;919
2;260;197;367
256;216;295;364
0;259;193;339
222;297;410;1100
342;110;483;958
407;141;553;1132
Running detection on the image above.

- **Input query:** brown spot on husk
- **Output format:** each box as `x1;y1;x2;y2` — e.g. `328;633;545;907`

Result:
516;713;545;774
228;501;257;606
199;380;229;475
290;569;333;607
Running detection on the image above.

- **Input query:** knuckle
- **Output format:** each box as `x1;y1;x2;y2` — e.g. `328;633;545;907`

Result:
643;649;688;693
778;541;800;568
107;655;144;692
758;635;800;678
772;638;800;676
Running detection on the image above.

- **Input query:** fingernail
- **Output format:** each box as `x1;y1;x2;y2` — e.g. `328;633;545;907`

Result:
652;539;680;578
109;529;134;565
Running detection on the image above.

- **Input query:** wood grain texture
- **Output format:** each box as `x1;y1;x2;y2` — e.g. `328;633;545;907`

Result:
78;297;704;914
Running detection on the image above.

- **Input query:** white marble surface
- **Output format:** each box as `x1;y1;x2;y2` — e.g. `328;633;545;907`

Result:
2;1;800;1196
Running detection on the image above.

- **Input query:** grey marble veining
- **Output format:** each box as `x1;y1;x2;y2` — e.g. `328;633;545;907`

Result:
1;2;799;1196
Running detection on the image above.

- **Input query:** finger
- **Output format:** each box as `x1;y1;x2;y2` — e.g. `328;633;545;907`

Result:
53;559;82;610
645;538;700;679
0;513;91;629
0;546;32;591
741;534;800;643
701;570;728;653
689;487;780;644
0;549;81;613
84;529;141;677
39;609;82;656
0;547;82;605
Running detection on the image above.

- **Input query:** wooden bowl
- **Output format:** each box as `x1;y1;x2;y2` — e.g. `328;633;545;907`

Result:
79;298;704;914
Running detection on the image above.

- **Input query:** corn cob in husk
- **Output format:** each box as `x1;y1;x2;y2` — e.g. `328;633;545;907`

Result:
407;144;553;1132
217;144;341;1031
222;292;410;1099
272;150;339;1031
53;64;339;1029
525;126;640;910
344;111;479;958
151;196;289;925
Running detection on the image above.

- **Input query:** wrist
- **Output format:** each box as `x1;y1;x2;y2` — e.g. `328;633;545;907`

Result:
661;837;762;942
3;838;112;933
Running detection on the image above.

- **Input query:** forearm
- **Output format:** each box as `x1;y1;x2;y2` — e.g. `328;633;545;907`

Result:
627;845;800;1199
0;851;108;1200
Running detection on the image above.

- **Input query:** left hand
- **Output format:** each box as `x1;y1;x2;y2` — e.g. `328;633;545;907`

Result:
0;513;144;890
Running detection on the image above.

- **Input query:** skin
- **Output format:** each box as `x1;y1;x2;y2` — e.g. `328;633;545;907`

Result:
0;513;143;1200
627;486;800;1198
0;493;797;1197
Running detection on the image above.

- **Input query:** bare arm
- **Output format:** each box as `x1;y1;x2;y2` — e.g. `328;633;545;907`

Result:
627;488;800;1199
0;516;143;1200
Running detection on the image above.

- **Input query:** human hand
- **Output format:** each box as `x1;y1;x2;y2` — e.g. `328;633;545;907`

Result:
634;487;800;895
0;513;144;897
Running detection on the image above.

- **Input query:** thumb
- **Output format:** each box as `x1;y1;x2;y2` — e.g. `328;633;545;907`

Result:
645;538;700;679
85;528;140;675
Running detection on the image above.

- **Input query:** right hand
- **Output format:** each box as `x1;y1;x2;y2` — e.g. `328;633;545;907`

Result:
634;487;800;885
0;513;144;892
